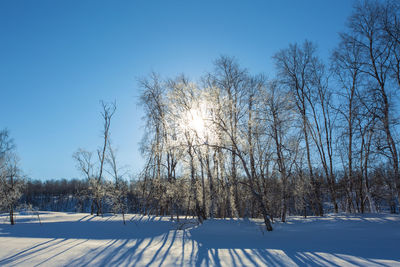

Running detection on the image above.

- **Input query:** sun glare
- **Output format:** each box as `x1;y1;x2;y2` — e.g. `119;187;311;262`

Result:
188;109;205;137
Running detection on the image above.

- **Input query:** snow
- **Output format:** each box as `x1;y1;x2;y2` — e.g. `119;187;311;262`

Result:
0;212;399;266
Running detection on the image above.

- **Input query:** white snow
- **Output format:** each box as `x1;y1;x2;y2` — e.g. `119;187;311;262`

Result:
0;212;399;266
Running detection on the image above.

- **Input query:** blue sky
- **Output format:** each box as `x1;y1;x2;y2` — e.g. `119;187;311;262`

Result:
0;0;354;180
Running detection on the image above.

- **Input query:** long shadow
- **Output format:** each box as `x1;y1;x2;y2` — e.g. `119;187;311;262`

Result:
195;242;210;267
106;238;146;266
210;248;222;267
146;231;171;266
228;249;240;267
1;238;71;266
158;230;178;266
295;251;341;266
180;229;191;267
240;248;260;266
131;236;159;265
34;239;89;266
77;215;91;222
68;239;127;266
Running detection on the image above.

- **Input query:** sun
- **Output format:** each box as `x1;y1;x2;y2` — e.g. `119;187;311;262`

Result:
188;108;205;137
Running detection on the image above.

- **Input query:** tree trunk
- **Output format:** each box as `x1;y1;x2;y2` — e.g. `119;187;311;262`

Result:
10;205;15;225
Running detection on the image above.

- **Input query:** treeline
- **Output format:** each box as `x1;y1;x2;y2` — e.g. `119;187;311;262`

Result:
22;179;88;212
16;167;395;217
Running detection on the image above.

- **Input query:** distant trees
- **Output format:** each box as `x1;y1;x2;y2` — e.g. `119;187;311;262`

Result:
22;178;87;212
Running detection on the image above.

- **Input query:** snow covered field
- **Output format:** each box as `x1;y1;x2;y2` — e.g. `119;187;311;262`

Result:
0;212;399;266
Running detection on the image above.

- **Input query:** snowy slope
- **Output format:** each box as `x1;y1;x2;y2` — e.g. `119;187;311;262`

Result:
0;212;399;266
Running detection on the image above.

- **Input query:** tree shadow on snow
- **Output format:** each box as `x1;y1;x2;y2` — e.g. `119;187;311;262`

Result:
0;214;176;266
189;217;400;266
1;214;399;266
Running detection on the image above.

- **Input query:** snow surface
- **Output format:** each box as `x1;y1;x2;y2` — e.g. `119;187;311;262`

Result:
0;212;399;266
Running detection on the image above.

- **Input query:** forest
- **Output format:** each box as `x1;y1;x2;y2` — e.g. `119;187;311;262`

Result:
1;0;400;232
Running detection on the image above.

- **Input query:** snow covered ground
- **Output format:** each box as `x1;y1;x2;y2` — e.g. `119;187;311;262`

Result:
0;212;399;266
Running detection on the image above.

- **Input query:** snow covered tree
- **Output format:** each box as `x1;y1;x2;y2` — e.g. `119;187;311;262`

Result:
0;130;24;225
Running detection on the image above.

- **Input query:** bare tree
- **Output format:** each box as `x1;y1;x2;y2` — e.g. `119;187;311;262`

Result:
95;100;116;216
355;100;378;213
332;32;364;213
307;56;339;213
262;81;298;222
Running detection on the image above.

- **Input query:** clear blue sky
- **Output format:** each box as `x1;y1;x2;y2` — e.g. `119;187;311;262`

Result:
0;0;354;180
